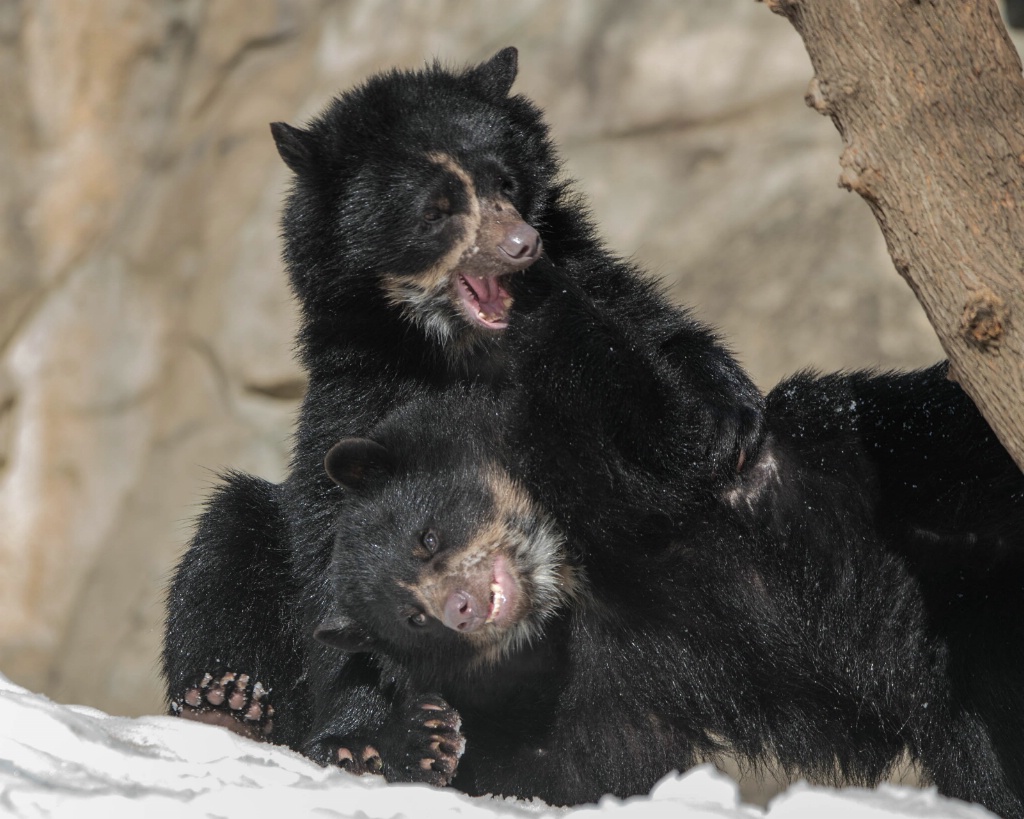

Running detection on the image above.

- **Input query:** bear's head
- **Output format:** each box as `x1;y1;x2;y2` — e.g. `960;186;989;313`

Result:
316;421;579;671
270;48;555;353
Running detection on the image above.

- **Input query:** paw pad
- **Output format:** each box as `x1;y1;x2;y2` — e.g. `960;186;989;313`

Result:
170;670;275;739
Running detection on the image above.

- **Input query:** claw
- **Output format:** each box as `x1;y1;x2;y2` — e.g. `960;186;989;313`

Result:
228;674;249;710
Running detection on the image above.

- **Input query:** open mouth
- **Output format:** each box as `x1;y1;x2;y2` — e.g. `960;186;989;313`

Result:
457;273;513;330
485;555;517;625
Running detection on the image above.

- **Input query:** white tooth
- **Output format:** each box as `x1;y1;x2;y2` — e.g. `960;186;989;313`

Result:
487;581;506;623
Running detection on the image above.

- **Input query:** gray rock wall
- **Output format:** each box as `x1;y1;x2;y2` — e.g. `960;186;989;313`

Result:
0;0;944;722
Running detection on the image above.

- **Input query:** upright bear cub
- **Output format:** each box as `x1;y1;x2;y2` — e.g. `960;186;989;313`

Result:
163;48;762;749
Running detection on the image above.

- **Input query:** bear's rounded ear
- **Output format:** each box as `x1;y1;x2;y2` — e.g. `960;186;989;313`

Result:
270;121;318;175
324;438;394;490
466;47;518;100
314;616;374;654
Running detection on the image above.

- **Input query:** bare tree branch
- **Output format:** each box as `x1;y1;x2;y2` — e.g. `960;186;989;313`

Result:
764;0;1024;471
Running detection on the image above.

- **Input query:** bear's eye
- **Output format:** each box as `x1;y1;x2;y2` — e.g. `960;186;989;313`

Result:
494;170;516;197
422;197;450;225
409;611;428;627
421;529;439;554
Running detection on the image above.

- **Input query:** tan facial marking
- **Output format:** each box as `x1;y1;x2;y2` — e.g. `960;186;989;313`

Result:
392;463;578;667
382;153;483;309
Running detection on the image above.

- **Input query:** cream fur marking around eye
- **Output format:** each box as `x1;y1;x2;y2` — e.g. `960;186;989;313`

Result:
380;153;483;346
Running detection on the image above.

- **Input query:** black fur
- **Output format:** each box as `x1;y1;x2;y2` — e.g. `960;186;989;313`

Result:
314;273;1023;814
163;473;305;742
163;49;760;751
754;367;1024;816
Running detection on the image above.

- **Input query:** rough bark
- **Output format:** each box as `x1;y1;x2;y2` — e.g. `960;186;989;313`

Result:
764;0;1024;471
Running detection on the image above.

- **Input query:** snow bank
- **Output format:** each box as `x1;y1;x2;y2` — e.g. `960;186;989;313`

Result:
0;673;995;818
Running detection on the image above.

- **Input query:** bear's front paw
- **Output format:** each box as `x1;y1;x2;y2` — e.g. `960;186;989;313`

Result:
383;694;465;787
170;670;274;740
316;695;463;786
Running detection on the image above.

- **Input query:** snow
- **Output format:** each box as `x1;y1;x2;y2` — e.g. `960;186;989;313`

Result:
0;673;996;819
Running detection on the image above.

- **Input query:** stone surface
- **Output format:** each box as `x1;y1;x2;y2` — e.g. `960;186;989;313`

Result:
0;0;951;729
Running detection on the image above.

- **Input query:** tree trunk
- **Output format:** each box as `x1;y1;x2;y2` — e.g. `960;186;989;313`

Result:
764;0;1024;471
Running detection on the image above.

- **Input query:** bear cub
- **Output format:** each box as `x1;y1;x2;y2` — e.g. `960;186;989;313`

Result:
315;387;1023;815
312;268;1023;816
163;46;763;749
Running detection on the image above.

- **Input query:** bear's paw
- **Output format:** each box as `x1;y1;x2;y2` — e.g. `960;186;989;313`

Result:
170;670;275;740
382;694;466;787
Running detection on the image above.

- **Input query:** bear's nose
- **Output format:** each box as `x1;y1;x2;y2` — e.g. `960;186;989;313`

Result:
498;222;542;266
442;590;484;633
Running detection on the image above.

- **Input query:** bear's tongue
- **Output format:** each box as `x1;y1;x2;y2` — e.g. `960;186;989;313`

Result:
458;274;512;329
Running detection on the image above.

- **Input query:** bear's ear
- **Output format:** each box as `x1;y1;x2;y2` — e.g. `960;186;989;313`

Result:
324;438;394;490
314;616;375;653
270;121;318;175
466;47;518;100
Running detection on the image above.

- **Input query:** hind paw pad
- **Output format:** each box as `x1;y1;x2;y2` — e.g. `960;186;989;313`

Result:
170;671;274;739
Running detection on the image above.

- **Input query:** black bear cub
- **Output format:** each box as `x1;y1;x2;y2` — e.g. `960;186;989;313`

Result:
316;391;662;802
312;270;1023;816
163;46;763;748
316;403;1023;814
313;392;576;787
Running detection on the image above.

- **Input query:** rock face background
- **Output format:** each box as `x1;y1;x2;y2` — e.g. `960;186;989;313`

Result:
0;0;952;724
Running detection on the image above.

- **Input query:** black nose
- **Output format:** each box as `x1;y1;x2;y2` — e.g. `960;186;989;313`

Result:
499;223;542;266
442;589;483;632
